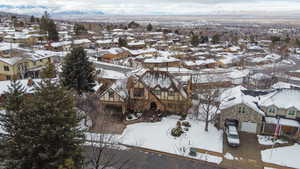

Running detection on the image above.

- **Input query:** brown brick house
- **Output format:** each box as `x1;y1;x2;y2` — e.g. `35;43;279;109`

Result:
98;70;191;116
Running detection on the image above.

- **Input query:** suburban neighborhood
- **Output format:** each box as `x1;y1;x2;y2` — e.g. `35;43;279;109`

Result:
0;5;300;169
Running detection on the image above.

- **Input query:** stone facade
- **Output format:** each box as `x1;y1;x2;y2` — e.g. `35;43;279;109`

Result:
220;103;264;134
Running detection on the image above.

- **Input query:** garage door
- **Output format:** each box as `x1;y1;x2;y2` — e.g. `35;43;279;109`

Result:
241;122;257;133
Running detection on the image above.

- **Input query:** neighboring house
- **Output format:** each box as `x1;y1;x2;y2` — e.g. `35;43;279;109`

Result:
260;89;300;138
127;41;146;50
0;51;53;80
183;59;216;70
219;86;265;134
98;70;190;117
243;72;278;89
98;48;131;61
142;56;181;68
219;86;300;139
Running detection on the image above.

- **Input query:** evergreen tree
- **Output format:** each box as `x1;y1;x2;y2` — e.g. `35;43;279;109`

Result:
211;34;220;44
285;36;290;44
271;36;281;44
0;80;85;169
30;15;35;23
0;80;26;168
39;11;59;41
296;39;300;48
118;37;128;47
61;47;96;94
48;20;59;41
146;23;153;31
191;34;200;47
128;21;140;29
74;24;87;36
200;36;209;44
41;62;57;79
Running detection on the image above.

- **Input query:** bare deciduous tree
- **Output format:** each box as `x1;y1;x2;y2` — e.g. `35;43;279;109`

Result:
76;94;132;169
196;88;221;132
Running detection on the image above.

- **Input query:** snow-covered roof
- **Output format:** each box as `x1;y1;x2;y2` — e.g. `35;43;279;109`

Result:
260;89;300;111
0;42;20;51
127;41;145;46
144;56;180;63
184;59;215;66
97;69;126;80
220;86;265;116
73;39;91;45
265;117;300;127
0;56;26;65
51;41;72;48
140;70;187;98
272;82;300;89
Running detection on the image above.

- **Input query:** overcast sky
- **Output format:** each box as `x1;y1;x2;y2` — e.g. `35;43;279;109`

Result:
1;0;300;15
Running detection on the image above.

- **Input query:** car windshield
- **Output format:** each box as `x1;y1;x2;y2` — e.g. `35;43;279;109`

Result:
229;134;239;139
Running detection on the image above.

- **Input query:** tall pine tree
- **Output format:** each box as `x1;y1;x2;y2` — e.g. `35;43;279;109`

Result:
48;20;59;41
0;80;85;169
191;34;200;47
61;47;96;95
0;80;26;168
39;11;59;42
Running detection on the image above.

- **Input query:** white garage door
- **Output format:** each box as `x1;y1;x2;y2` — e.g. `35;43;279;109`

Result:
241;122;257;133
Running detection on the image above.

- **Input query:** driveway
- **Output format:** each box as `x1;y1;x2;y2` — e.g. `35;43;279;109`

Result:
222;132;263;169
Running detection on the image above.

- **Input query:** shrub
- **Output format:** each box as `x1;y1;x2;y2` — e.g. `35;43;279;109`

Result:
171;127;184;137
180;114;187;121
176;121;181;128
127;114;133;120
182;121;191;127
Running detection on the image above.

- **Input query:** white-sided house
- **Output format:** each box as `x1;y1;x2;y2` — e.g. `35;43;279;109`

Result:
260;89;300;139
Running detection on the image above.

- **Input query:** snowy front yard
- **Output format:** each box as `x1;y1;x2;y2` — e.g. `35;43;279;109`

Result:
118;115;223;163
261;143;300;168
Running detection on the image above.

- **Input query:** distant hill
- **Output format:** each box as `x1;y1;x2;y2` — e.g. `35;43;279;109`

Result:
0;5;104;17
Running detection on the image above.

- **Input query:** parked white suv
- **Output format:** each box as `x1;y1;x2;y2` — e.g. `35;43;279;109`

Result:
225;125;240;147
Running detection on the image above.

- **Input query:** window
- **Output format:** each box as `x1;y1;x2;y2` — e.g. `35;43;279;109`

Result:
168;91;175;96
6;75;11;80
108;90;114;98
287;109;297;118
4;66;9;71
133;88;144;97
238;106;246;113
268;107;277;115
153;89;161;96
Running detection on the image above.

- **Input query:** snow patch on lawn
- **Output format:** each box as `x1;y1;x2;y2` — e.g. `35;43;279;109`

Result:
191;152;223;164
257;135;288;146
224;152;234;160
261;143;300;168
119;115;223;164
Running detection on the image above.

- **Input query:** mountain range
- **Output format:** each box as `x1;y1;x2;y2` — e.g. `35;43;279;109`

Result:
0;5;104;17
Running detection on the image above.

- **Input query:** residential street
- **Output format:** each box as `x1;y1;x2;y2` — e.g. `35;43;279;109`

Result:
84;146;226;169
